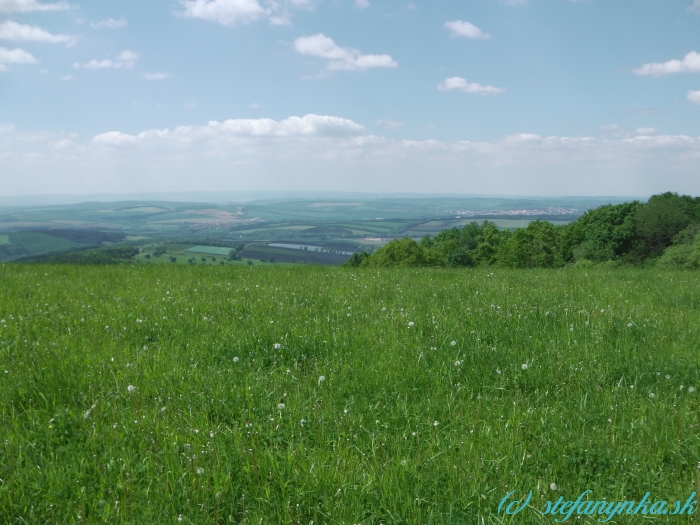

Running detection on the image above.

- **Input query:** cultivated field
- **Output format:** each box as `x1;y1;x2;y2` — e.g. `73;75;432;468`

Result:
0;266;698;523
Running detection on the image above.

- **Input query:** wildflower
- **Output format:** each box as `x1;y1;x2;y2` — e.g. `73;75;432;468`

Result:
233;357;239;363
666;375;671;380
433;421;439;426
521;364;528;370
277;403;285;410
143;345;148;351
273;343;281;349
160;407;166;412
178;515;183;522
401;459;407;466
381;307;386;312
454;360;461;367
300;419;306;426
627;322;633;328
318;375;326;385
648;393;655;399
83;410;91;419
408;322;414;327
196;468;204;475
344;409;348;414
630;385;634;389
680;385;684;390
450;341;456;346
550;483;558;491
127;385;136;393
210;431;215;438
689;387;696;393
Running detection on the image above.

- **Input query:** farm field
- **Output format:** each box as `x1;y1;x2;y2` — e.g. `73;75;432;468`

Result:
0;266;698;523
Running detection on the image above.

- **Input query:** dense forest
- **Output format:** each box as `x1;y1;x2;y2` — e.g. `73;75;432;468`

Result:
346;192;700;269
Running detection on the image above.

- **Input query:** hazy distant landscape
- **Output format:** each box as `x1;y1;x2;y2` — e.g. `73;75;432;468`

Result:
0;194;625;265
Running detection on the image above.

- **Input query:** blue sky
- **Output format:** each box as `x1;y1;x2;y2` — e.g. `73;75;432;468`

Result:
1;0;700;197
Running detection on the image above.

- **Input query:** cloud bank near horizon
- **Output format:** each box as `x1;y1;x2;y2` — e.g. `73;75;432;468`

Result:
1;114;699;198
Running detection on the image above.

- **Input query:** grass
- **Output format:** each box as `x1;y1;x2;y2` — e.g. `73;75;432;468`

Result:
0;266;698;524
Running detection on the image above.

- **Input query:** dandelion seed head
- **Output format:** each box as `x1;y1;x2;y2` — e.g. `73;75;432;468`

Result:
550;483;558;491
433;421;439;426
277;403;285;410
196;468;204;475
127;385;136;393
408;322;414;327
521;364;528;370
233;357;239;363
649;393;655;398
454;360;461;367
689;386;696;393
273;343;281;349
666;375;671;380
450;341;456;346
627;322;633;328
318;375;326;384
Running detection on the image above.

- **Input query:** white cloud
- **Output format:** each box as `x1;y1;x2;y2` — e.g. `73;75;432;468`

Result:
633;51;700;77
688;90;700;104
0;20;74;44
143;72;170;81
445;20;490;39
179;0;270;26
4;121;700;196
0;123;14;133
73;50;139;70
93;114;364;145
294;34;396;71
689;0;700;13
0;46;38;70
0;0;67;13
375;119;403;130
438;76;505;95
355;0;370;8
90;17;128;29
635;127;656;135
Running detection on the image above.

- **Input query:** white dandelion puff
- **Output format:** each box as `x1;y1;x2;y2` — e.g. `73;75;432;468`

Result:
127;385;136;393
233;357;239;363
627;322;633;328
666;375;671;380
196;468;204;475
318;375;326;385
455;360;461;367
689;386;696;393
433;421;439;426
521;364;528;370
450;341;456;346
408;322;414;327
273;343;281;349
550;483;558;491
277;403;285;410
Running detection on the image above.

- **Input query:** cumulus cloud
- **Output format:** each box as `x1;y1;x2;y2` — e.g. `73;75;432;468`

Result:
294;34;396;71
4;122;700;196
0;20;74;44
438;76;505;95
0;46;38;70
688;90;700;104
445;20;490;39
355;0;370;8
633;51;700;77
93;114;365;146
179;0;270;26
375;119;402;130
143;72;170;80
90;17;128;29
73;50;139;70
0;0;67;13
635;127;656;135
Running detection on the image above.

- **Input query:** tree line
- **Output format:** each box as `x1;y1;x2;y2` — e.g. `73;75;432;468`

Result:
345;192;700;269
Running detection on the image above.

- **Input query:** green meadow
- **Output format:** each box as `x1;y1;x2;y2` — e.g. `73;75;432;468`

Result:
0;265;698;524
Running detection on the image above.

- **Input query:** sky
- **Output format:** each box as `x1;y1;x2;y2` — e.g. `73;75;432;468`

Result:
1;0;700;198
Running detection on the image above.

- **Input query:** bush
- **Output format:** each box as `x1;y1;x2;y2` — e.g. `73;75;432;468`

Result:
362;238;441;267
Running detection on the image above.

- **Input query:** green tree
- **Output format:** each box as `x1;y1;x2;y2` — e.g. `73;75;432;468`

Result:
635;192;700;256
362;238;441;267
560;202;643;263
495;221;562;268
